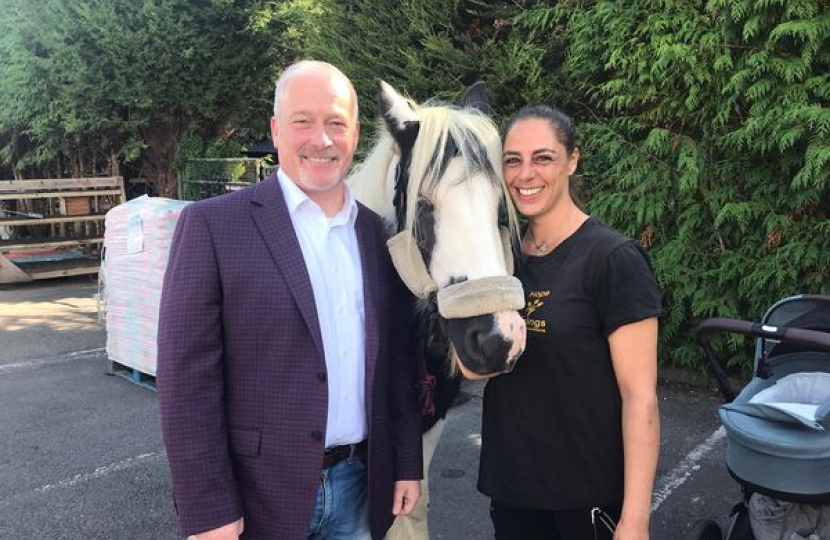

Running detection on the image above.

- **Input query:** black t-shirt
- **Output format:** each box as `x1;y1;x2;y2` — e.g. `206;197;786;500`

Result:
477;218;664;509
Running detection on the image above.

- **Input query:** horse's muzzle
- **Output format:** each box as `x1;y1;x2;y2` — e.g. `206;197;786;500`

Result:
448;310;526;377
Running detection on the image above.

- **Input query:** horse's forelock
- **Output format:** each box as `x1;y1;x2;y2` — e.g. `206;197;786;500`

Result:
407;107;517;236
349;101;520;247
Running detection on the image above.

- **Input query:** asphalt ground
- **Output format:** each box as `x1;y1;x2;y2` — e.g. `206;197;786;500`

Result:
1;277;744;540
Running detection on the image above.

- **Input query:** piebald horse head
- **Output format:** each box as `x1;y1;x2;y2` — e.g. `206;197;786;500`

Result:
350;80;526;377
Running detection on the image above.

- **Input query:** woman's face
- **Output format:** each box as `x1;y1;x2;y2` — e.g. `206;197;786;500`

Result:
502;118;579;220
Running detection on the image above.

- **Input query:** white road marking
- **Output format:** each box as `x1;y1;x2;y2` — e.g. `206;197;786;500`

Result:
0;347;105;374
651;426;727;511
34;452;163;494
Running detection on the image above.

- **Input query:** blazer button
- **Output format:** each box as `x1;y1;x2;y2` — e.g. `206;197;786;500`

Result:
317;371;327;382
311;431;323;441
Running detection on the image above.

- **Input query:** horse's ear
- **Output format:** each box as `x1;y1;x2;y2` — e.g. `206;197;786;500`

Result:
377;80;419;141
460;81;491;115
377;80;419;231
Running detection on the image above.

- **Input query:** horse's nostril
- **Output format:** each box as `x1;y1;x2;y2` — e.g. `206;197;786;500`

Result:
448;315;512;374
465;329;487;358
466;328;510;364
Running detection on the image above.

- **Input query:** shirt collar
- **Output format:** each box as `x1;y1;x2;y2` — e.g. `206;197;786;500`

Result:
277;168;358;227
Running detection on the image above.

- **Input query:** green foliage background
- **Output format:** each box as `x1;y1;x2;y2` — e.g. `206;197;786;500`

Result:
516;0;829;371
301;0;829;374
0;0;827;372
0;0;304;195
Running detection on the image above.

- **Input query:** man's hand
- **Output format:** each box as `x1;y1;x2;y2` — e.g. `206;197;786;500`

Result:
391;480;421;516
193;518;244;540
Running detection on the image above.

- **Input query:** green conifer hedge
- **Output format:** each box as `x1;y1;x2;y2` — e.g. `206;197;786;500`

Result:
305;0;829;374
1;0;824;374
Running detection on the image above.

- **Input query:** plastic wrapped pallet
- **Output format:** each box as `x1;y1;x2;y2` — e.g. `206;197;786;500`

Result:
102;195;191;376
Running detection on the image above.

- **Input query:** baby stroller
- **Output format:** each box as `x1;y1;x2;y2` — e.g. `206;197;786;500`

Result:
687;294;830;540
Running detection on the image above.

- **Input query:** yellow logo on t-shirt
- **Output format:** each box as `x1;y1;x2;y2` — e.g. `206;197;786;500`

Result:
525;290;549;333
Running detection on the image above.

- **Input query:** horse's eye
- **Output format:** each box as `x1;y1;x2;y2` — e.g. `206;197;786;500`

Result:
414;196;437;267
415;196;436;226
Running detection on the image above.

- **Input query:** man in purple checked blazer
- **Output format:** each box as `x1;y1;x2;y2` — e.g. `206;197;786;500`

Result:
157;61;423;540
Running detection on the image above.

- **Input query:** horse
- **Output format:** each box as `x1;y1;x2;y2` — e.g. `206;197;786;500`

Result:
349;80;527;380
348;79;527;538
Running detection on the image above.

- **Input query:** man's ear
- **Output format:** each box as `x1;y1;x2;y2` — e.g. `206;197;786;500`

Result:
270;116;279;147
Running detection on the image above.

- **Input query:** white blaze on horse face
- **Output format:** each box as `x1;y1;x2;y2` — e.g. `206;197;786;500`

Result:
427;158;506;287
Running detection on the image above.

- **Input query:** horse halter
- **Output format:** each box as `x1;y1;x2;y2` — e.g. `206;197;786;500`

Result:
386;227;525;319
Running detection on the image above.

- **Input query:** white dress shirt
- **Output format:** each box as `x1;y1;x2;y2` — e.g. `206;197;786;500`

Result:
277;171;367;448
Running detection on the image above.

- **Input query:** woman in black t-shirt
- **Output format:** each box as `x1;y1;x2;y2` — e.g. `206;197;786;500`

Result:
476;105;663;540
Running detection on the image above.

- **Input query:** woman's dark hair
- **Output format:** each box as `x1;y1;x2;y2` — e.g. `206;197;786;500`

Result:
503;104;584;208
503;104;577;155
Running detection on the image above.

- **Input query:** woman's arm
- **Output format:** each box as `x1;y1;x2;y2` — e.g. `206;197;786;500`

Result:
608;317;660;540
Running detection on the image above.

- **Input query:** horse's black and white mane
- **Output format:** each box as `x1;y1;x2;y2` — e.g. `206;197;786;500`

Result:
350;84;518;286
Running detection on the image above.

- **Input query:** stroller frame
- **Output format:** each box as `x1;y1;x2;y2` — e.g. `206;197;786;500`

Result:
687;294;830;540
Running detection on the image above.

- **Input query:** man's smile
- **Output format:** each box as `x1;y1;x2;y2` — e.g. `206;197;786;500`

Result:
303;155;337;164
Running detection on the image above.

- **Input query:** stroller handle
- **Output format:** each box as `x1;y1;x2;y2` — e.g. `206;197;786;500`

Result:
694;318;830;402
696;318;830;351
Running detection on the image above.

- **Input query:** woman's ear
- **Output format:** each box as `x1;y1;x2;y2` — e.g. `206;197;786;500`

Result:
568;147;580;176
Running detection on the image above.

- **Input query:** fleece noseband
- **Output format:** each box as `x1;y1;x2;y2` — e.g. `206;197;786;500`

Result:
387;226;525;319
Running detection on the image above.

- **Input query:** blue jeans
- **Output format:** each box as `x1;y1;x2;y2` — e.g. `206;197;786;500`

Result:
307;452;371;540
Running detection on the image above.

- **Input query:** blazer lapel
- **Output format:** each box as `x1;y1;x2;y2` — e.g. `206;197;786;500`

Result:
250;176;325;361
356;206;381;403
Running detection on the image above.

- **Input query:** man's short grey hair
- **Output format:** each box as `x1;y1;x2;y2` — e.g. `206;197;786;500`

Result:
273;60;359;120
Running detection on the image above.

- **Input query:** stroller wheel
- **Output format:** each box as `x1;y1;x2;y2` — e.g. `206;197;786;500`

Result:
686;519;722;540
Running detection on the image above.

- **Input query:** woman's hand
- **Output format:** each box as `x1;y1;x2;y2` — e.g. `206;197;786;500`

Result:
612;517;649;540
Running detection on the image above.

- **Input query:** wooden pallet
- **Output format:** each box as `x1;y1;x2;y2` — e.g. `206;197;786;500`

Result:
107;358;156;392
0;177;126;283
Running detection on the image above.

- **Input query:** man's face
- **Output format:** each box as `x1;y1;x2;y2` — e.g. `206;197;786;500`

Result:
270;71;359;199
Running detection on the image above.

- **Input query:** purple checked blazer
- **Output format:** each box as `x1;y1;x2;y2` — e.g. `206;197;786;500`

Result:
156;175;423;540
